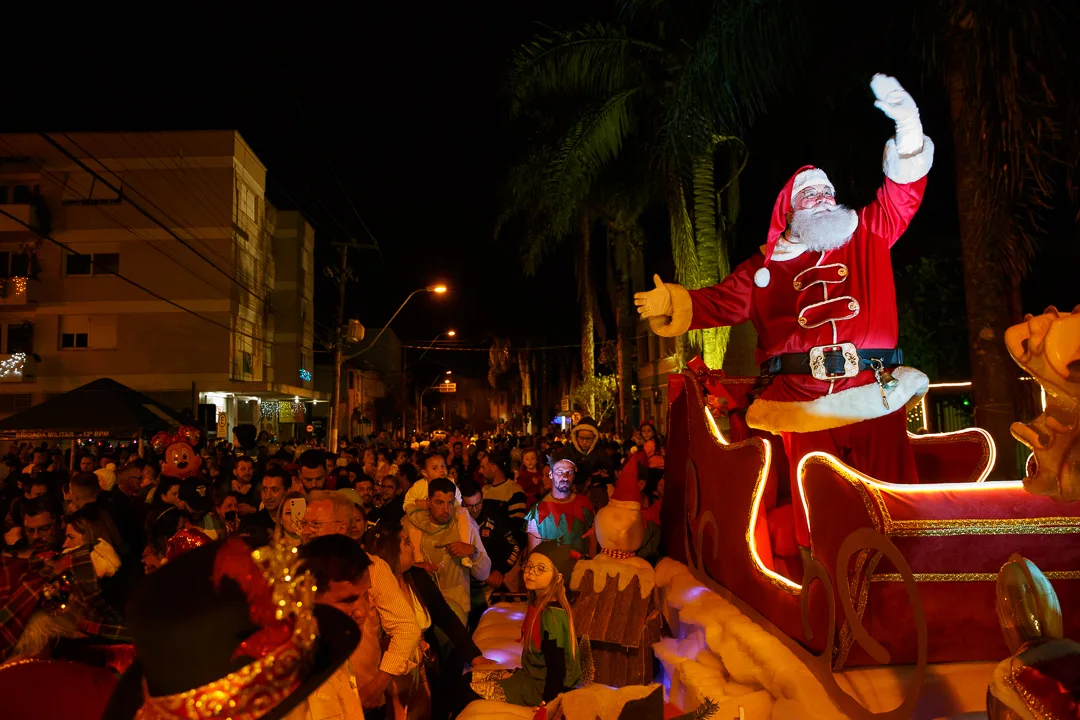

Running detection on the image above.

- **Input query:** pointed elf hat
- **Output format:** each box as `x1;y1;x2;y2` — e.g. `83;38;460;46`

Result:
754;165;834;289
611;452;647;506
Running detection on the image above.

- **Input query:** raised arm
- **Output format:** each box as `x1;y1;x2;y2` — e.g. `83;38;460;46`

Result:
861;73;935;247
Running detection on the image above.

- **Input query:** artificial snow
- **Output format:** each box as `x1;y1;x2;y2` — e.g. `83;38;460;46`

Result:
653;559;846;720
570;554;656;599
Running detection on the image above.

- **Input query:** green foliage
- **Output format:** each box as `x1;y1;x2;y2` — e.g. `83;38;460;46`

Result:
498;0;799;374
694;696;720;720
570;374;618;420
896;256;968;381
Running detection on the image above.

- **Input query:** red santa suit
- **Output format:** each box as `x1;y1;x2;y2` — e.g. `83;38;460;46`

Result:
649;133;935;547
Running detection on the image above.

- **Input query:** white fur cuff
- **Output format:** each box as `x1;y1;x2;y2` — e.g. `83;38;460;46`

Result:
883;136;934;184
745;366;929;434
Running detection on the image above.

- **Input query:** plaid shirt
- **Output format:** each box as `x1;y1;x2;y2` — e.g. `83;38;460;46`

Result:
0;554;48;658
52;546;130;641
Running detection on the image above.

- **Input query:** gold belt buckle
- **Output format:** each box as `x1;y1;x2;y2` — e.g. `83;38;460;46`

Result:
808;343;860;381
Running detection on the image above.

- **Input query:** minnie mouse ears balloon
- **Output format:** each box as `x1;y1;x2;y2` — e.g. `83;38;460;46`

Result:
150;431;172;455
151;426;202;454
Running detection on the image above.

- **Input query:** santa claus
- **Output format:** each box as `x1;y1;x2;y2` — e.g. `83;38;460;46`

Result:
635;74;934;549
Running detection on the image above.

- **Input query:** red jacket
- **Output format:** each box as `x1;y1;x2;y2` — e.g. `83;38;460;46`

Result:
654;143;935;434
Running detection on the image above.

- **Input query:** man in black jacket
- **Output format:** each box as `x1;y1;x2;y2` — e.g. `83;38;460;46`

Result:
460;477;522;630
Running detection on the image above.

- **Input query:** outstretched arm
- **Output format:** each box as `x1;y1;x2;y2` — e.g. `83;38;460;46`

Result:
862;73;935;247
634;263;755;338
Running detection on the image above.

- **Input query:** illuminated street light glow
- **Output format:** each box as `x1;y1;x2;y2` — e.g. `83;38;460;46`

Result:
446;370;452;374
444;379;450;384
428;284;448;294
447;329;456;336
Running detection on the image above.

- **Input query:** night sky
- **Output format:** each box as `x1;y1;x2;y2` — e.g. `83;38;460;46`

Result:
3;4;1076;382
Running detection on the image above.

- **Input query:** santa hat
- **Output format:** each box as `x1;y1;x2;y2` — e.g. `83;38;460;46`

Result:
754;164;828;289
164;526;213;562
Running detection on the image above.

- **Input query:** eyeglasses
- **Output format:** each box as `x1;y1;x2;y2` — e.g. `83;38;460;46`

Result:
461;500;482;509
299;519;347;533
522;561;551;576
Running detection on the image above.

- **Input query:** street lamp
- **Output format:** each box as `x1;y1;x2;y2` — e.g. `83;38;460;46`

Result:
414;328;456;366
330;283;448;450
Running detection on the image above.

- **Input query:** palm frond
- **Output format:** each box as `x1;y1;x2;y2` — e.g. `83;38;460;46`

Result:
668;175;699;289
504;24;660;117
663;0;800;161
545;88;641;236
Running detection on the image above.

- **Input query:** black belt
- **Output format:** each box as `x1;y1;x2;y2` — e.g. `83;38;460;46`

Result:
760;346;903;379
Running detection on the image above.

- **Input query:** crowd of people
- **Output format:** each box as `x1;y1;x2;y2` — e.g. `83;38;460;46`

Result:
0;415;667;719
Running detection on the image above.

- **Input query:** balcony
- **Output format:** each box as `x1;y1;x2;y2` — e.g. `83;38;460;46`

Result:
0;353;34;383
0;204;35;233
0;277;35;306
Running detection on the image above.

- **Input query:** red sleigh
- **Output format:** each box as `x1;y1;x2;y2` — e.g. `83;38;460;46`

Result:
663;361;1080;669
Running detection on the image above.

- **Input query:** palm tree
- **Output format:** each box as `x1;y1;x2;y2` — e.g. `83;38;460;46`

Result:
915;0;1079;475
498;0;798;424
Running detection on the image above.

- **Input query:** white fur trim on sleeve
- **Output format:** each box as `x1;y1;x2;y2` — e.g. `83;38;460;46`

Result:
883;136;934;184
745;366;929;434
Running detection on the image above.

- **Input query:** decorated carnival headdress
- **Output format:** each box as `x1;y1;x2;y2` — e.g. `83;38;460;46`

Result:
111;536;359;720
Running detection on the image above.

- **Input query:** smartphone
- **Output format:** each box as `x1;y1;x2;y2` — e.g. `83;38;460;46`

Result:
286;498;306;520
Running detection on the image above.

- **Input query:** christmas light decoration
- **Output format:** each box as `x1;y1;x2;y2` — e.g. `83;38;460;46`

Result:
0;353;26;379
12;277;26;295
260;401;281;419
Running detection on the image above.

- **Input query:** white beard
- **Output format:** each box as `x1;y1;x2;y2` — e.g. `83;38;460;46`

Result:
790;204;859;252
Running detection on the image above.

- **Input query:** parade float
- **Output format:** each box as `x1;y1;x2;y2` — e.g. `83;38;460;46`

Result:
462;307;1080;720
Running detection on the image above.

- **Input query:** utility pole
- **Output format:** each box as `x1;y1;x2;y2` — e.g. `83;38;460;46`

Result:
328;245;349;451
326;240;378;451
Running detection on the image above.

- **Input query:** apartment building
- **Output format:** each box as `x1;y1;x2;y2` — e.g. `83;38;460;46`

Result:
0;131;324;441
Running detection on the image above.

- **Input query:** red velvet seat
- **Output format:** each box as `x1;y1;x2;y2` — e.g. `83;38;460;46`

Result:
799;451;1080;665
910;427;996;483
664;366;1080;668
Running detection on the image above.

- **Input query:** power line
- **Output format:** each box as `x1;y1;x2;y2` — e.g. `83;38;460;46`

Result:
113;133;237;270
0;139;238;300
288;91;383;256
46;133;265;299
0;206;266;344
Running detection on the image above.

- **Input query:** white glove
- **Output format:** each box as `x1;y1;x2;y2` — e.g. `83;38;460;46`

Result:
871;73;923;155
634;274;673;318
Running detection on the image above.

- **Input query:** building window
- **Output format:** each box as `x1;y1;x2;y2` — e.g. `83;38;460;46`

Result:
61;329;88;349
6;323;32;354
59;315;117;350
238;184;257;222
12;185;33;204
0;252;31;279
65;252;120;276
